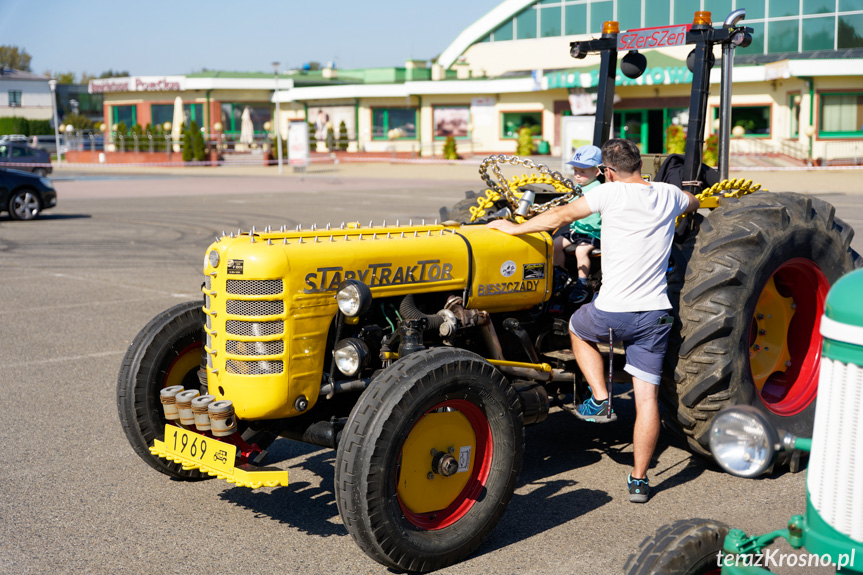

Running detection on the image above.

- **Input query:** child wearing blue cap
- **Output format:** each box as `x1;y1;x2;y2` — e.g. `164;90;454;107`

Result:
553;145;604;288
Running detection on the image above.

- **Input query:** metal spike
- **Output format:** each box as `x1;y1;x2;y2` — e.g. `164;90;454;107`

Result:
373;233;377;240
359;233;363;240
369;220;373;228
251;226;256;235
215;236;220;243
315;236;320;243
439;229;444;236
422;219;425;225
299;237;304;244
414;231;417;238
434;219;438;225
387;232;391;239
250;235;255;244
283;238;288;245
280;225;286;232
340;222;345;229
230;232;235;238
296;224;301;232
312;223;317;231
267;239;272;245
326;223;331;230
237;228;242;235
265;225;271;233
221;230;226;237
427;230;431;237
401;232;405;238
409;219;413;226
396;219;400;227
383;219;387;227
330;235;334;242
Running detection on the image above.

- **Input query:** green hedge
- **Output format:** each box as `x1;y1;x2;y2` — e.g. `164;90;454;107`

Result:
0;116;53;136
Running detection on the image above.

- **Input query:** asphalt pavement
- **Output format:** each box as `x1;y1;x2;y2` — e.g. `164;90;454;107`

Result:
1;164;859;575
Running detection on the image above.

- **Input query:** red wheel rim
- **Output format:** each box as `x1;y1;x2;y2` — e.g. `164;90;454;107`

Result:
750;258;828;416
397;399;493;530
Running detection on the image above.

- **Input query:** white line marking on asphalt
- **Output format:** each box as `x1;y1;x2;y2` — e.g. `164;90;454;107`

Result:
0;350;124;369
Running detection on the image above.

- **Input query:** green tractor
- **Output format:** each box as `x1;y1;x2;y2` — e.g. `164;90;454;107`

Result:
625;268;863;574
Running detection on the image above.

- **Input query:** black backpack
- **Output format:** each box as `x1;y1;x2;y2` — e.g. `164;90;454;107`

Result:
654;154;720;192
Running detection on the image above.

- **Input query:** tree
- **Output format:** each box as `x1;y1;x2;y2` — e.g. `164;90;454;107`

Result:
337;120;349;151
183;121;194;162
443;136;459;160
191;121;206;161
0;45;32;71
516;126;536;156
99;69;130;78
55;71;76;84
62;113;93;131
325;124;336;151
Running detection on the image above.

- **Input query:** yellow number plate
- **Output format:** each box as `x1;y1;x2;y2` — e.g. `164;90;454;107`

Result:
162;425;236;475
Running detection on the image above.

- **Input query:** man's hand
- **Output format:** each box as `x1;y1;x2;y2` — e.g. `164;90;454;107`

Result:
486;219;520;235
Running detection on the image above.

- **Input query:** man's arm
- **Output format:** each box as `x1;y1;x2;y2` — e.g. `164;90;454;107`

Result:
683;190;699;214
486;196;594;235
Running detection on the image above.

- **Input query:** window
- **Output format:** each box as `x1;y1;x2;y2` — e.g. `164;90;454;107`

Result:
433;106;470;139
590;1;612;34
803;16;835;50
617;0;641;31
820;93;863;137
838;13;863;48
770;1;799;17
501;111;542;139
737;22;765;55
745;0;766;20
768;19;799;53
674;0;700;25
372;108;417;139
151;104;174;128
220;103;271;133
789;94;801;138
8;90;21;107
516;7;537;39
731;106;771;137
493;20;513;41
839;0;862;10
644;0;670;28
804;0;835;15
112;105;136;129
540;5;561;37
565;3;587;35
183;103;205;128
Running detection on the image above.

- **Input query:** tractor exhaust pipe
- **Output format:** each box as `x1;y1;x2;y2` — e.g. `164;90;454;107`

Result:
718;9;746;181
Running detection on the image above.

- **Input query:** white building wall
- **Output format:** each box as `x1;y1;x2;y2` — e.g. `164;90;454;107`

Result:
0;78;52;119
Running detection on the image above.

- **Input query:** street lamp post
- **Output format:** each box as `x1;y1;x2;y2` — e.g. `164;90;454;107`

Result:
48;79;61;167
273;61;283;174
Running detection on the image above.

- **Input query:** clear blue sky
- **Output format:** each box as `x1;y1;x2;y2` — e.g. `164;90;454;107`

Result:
0;0;502;77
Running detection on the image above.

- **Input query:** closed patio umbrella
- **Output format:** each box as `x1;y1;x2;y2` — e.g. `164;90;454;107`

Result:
171;96;184;153
239;106;254;146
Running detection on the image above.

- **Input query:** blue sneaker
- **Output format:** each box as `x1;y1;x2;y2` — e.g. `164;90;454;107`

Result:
627;474;650;503
573;396;617;423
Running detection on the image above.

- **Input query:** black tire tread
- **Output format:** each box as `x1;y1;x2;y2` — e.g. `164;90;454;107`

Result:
624;518;730;575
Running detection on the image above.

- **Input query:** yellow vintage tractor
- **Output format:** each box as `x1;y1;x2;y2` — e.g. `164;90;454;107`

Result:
117;10;859;572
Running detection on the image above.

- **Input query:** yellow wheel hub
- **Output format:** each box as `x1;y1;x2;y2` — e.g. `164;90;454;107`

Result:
750;276;795;391
397;410;476;514
163;347;202;389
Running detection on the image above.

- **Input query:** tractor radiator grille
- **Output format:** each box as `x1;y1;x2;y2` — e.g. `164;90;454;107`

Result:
226;279;283;296
807;357;863;542
226;359;283;375
226;299;284;316
225;320;284;337
226;340;284;356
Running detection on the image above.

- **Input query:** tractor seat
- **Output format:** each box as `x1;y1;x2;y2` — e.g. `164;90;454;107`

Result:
563;243;601;257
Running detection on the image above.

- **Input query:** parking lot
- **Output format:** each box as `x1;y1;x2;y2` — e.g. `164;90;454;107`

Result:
1;164;861;575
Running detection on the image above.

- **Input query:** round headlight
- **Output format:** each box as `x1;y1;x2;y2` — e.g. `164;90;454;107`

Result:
336;280;372;317
709;406;779;478
333;338;369;377
208;250;220;268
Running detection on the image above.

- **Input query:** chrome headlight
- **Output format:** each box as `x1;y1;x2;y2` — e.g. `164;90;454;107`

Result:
336;280;372;317
333;338;369;377
208;250;220;268
709;406;779;478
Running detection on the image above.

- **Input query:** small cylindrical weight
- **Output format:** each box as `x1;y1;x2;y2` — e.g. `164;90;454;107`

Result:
159;386;184;420
176;389;200;426
191;394;216;431
208;400;237;437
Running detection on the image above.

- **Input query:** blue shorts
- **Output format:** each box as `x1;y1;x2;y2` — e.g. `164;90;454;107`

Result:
569;302;672;385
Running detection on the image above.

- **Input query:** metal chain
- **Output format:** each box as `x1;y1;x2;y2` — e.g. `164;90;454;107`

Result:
478;155;580;216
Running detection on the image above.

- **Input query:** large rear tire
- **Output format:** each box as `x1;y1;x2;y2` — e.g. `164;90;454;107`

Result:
335;347;524;572
117;300;208;480
624;518;729;575
664;192;860;456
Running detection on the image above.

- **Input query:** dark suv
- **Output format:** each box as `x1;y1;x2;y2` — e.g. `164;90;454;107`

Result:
0;143;52;176
0;168;57;220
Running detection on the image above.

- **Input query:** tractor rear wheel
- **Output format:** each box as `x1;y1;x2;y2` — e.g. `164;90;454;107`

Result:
117;300;208;480
440;190;480;223
624;518;729;575
335;347;523;572
664;192;860;457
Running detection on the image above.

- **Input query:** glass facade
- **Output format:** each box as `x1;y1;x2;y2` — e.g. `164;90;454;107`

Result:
220;103;271;134
372;108;418;139
481;0;863;56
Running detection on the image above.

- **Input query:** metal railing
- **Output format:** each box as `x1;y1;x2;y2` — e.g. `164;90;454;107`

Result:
728;137;809;162
821;140;863;165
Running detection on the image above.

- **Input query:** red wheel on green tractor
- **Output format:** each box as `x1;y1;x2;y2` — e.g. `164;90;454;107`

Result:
117;300;209;480
335;347;523;572
664;192;860;458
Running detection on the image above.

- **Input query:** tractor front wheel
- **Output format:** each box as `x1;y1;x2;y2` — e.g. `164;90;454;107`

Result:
624;518;729;575
117;300;208;480
335;347;523;572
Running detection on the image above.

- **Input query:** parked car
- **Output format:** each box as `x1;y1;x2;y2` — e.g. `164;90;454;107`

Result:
30;134;65;155
0;167;57;220
0;143;52;176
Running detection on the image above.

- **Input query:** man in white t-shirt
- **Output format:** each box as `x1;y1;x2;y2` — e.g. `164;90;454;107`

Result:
487;138;699;503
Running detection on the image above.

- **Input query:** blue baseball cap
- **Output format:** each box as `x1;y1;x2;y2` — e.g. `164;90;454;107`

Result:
566;145;602;169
